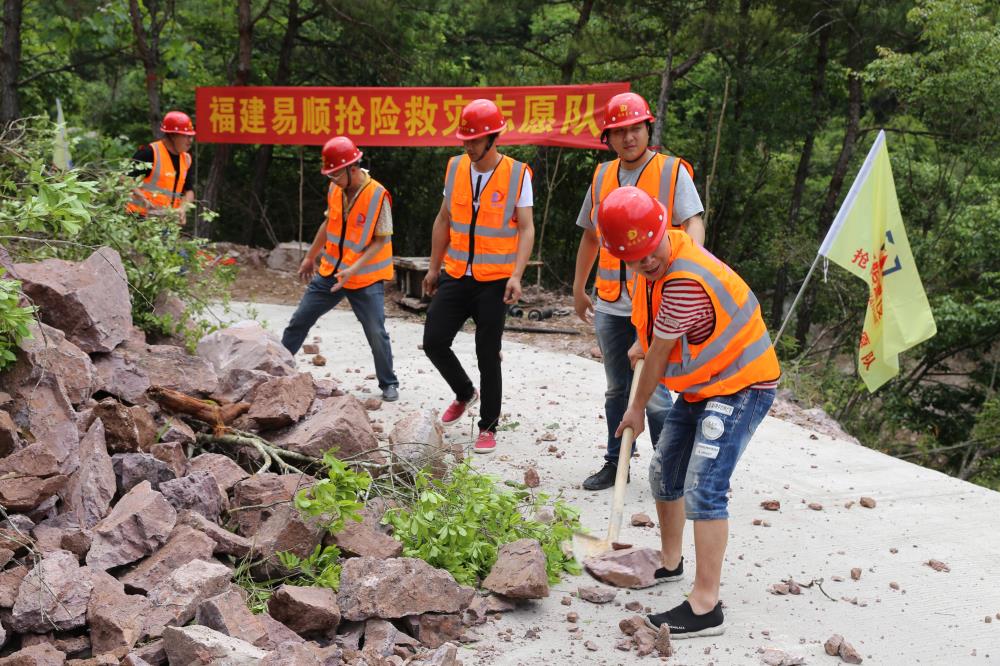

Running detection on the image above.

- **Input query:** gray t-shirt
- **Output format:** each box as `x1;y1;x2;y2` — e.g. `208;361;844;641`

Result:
576;152;704;317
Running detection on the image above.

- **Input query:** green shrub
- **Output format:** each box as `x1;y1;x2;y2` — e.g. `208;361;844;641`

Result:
0;271;35;370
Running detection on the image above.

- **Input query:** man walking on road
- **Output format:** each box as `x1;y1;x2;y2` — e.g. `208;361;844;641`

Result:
603;187;780;639
422;99;535;454
127;110;197;226
281;136;400;402
573;92;706;490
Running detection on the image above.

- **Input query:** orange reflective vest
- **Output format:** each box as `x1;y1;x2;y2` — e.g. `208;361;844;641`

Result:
589;153;693;302
442;154;531;281
317;177;394;289
631;230;780;401
126;140;190;216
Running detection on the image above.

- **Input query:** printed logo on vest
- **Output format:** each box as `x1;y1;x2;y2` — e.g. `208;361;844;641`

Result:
491;191;504;207
356;213;366;225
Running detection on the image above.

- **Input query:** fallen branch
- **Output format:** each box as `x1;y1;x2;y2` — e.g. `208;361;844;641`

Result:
195;430;314;475
148;386;249;435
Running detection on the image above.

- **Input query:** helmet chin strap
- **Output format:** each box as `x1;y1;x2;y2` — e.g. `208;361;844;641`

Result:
473;133;498;163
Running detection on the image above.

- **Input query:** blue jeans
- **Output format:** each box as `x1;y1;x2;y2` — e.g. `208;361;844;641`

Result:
649;388;775;520
594;310;674;464
281;275;398;390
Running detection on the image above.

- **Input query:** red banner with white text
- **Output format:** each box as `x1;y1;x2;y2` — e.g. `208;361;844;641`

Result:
194;83;629;149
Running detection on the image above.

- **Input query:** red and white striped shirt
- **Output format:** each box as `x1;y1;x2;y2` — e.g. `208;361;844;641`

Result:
653;278;778;390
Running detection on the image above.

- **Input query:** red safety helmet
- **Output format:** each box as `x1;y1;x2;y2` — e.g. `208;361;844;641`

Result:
160;110;196;136
321;136;363;175
456;99;507;140
602;92;654;132
596;186;667;262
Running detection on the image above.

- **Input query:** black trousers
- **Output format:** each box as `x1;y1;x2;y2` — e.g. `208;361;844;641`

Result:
422;274;507;432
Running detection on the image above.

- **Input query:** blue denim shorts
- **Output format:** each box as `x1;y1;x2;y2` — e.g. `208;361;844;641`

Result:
648;387;775;520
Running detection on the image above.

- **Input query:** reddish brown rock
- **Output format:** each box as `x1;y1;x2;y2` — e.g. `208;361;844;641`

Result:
301;344;320;355
462;593;517;626
423;643;459;666
0;410;19;456
158;471;226;520
142;560;233;637
0;437;73;478
634;626;657;656
175;510;251;558
257;613;305;650
248;372;315;430
0;643;67;665
188;453;249;494
157;416;195;446
859;496;876;508
523;467;540;488
86;481;177;571
405;613;464;648
260;641;342;666
14;247;132;353
10;550;93;632
0;475;68;513
0;564;29;607
4;322;97;406
148;441;188;479
578;585;617;603
482;539;549;599
273;394;382;463
311;355;326;366
111;453;176;493
851;567;862;581
195;587;268;647
337;557;474;621
211;368;272;404
87;569;150;656
328;517;403;560
160;625;267;665
927;559;951;572
196;321;296;379
65;419;115;528
91;399;155;453
1;376;79;469
761;499;781;511
120;524;215;594
231;473;313;536
267;584;340;637
583;547;661;589
249;504;324;576
630;513;655;527
388;409;460;478
92;339;219;404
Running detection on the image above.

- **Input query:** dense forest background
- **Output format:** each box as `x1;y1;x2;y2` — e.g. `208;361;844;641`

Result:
1;0;998;488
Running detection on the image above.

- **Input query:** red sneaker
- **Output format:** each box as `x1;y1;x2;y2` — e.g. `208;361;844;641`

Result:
441;391;479;425
474;430;497;454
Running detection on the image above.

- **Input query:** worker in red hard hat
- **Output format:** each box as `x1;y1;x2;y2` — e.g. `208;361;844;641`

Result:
281;136;400;402
573;91;706;491
127;110;196;225
421;98;535;454
600;186;780;639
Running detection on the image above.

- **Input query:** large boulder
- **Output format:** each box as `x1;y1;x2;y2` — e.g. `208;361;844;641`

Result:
10;550;93;632
230;473;313;537
337;557;475;621
247;372;315;430
188;453;249;495
0;475;68;513
196;320;295;379
266;584;340;638
1;322;97;405
89;398;156;453
481;538;549;599
249;504;324;577
389;409;461;478
158;471;226;520
86;481;177;571
64;418;116;528
111;453;176;493
272;394;382;463
176;510;252;558
266;242;309;273
0;376;79;473
0;643;67;665
13;246;131;353
195;588;269;648
92;340;219;404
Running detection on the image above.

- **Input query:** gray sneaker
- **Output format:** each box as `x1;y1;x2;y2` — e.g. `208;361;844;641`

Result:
382;386;399;402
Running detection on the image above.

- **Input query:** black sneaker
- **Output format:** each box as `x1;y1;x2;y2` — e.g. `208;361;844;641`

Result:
645;600;725;639
653;557;684;584
582;462;630;491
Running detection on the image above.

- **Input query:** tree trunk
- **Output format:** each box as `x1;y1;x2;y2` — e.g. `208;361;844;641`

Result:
794;62;863;347
246;0;302;246
127;0;167;135
199;0;254;237
771;23;830;329
651;47;674;150
0;0;22;126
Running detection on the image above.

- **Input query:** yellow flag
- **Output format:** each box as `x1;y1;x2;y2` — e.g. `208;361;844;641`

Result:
818;130;936;392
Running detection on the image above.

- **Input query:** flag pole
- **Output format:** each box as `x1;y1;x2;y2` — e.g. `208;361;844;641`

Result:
773;252;822;348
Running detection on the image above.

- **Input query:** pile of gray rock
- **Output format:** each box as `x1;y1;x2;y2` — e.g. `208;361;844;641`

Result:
0;247;549;665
